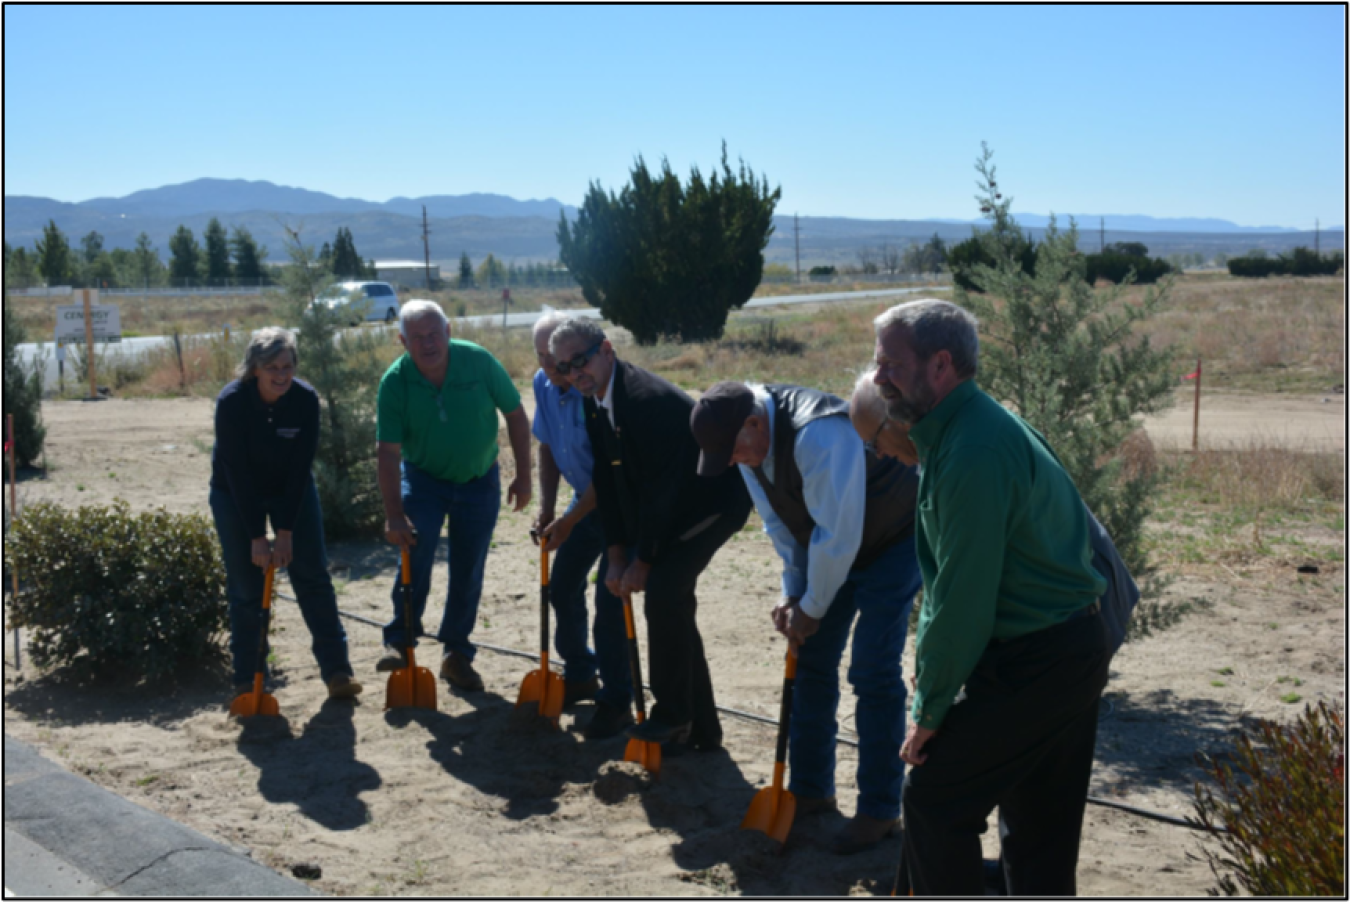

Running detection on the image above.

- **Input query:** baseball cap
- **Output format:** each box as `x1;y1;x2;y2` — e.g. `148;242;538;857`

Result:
690;382;755;477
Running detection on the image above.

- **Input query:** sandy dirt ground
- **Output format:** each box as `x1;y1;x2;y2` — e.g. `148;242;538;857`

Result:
3;392;1344;896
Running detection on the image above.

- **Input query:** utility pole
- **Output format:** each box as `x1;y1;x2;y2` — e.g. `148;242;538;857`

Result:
1099;217;1105;253
794;213;801;283
421;205;433;290
1315;218;1320;257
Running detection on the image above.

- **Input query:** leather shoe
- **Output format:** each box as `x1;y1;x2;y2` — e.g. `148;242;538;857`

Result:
375;646;407;673
624;718;691;745
583;701;634;740
440;652;484;691
563;676;601;707
326;673;363;700
831;814;900;855
795;795;838;816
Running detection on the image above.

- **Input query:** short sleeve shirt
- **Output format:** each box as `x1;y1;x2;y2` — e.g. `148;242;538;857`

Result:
377;339;521;483
531;369;594;497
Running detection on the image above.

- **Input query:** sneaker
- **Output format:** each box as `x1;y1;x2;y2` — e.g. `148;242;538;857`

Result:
830;814;900;855
583;701;634;740
563;676;601;707
375;646;407;673
440;652;484;692
327;673;363;700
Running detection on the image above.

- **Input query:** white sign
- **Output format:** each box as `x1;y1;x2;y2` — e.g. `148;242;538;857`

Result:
54;304;122;344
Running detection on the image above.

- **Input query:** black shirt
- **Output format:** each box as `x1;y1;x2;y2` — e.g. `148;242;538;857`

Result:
210;378;320;537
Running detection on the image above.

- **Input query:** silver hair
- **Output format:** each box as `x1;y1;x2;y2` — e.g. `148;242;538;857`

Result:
532;309;572;345
849;368;889;425
236;327;297;381
548;317;607;357
399;299;449;339
873;298;979;379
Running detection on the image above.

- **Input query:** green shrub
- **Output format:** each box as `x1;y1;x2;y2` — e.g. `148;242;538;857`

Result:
1228;247;1343;278
1084;250;1172;285
2;296;46;469
1191;701;1345;896
947;228;1037;292
5;501;228;679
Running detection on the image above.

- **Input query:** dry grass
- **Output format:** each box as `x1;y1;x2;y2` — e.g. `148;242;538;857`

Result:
1137;274;1344;393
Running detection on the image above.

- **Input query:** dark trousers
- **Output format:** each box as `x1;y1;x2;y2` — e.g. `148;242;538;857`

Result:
210;482;352;687
643;492;753;746
549;510;632;709
902;610;1110;897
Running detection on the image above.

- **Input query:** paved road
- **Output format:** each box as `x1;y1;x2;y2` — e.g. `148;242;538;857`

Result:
14;286;948;392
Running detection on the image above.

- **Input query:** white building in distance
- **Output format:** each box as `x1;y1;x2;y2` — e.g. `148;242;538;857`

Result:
375;260;440;289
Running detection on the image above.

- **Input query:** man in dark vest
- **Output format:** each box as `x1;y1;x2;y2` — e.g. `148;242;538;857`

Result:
549;318;752;753
690;380;922;854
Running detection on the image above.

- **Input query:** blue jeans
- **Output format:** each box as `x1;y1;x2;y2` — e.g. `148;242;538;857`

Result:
548;510;631;709
383;461;500;660
210;481;352;686
789;536;921;820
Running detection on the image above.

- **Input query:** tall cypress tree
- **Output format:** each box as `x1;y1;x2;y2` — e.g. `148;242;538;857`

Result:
952;144;1176;626
35;220;74;286
168;226;201;284
229;226;267;282
203;218;231;285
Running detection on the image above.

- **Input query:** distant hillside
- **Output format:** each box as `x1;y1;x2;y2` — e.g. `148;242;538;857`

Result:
929;213;1333;234
4;179;1341;267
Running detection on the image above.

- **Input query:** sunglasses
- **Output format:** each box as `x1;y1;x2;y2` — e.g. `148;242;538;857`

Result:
554;341;604;376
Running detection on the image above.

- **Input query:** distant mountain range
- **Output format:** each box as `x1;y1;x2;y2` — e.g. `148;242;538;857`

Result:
3;178;1341;266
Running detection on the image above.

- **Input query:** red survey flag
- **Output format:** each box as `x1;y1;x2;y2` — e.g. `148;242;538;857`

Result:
1183;361;1201;381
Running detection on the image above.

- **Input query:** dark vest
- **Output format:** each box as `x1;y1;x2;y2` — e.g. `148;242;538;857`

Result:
750;385;917;573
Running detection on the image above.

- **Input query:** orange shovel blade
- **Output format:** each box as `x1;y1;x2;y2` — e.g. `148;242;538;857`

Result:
516;669;544;706
623;738;662;777
229;688;280;719
741;786;796;845
386;665;437;710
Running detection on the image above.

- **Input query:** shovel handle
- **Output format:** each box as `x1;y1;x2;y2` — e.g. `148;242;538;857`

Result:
621;592;649;723
774;648;796;773
539;535;551;665
251;565;276;695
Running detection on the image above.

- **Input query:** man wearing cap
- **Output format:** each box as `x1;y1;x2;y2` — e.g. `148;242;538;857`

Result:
691;379;921;854
548;318;752;753
873;299;1110;896
529;311;633;739
375;300;532;692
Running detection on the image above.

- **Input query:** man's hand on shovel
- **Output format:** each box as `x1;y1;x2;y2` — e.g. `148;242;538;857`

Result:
772;597;819;651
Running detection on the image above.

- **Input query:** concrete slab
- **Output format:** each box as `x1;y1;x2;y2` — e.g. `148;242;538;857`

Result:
4;734;315;897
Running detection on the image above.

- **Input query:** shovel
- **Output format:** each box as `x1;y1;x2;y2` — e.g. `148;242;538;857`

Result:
516;534;565;724
620;590;661;777
229;565;281;718
385;545;437;710
740;647;798;845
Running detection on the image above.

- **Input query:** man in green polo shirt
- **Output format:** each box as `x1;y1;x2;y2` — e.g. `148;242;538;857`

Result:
871;299;1110;896
375;300;532;691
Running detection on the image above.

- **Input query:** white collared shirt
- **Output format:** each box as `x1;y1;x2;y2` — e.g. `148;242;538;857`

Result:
596;363;618;430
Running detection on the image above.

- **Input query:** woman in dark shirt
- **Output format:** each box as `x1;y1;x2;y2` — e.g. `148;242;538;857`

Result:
210;327;361;701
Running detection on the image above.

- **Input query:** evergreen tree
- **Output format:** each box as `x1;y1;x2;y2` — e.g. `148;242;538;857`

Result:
35;220;74;286
475;253;507;288
229;226;267;283
203;217;232;285
3;293;46;470
328;227;366;278
557;143;780;344
132;233;163;288
458;252;474;289
317;241;333;273
277;226;385;539
168;226;201;285
952;144;1176;632
4;244;38;290
79;231;105;264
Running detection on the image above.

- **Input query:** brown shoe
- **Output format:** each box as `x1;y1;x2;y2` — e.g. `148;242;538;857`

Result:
440;652;484;691
831;814;900;855
375;646;407;673
563;675;601;707
327;673;363;700
795;795;838;817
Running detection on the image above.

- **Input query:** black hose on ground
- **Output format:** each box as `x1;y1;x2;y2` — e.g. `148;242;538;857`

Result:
277;591;1222;834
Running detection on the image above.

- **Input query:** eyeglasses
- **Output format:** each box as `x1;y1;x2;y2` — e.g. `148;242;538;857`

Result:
863;417;889;454
554;341;604;376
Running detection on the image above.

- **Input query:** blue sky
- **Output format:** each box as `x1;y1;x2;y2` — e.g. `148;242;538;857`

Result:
4;5;1344;227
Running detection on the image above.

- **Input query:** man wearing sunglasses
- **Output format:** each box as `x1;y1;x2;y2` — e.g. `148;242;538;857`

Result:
529;311;633;739
548;318;752;754
374;300;533;692
848;370;919;466
689;378;920;854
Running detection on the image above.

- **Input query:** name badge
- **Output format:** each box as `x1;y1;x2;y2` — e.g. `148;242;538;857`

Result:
277;428;300;439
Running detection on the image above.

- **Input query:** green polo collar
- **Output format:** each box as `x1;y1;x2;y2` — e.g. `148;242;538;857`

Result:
908;379;981;461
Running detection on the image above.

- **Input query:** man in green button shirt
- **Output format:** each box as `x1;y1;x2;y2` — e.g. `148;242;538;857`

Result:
871;299;1110;896
375;301;532;691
